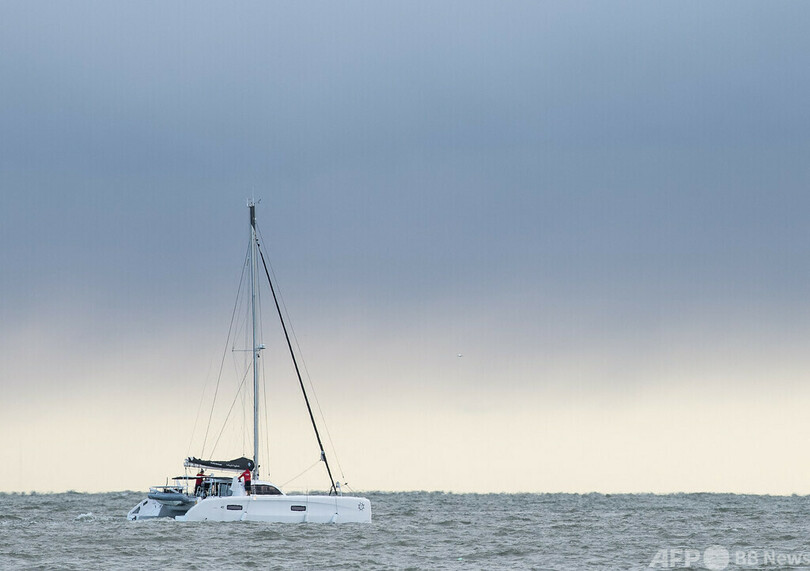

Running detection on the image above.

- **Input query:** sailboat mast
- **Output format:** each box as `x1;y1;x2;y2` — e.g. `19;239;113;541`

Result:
249;201;260;480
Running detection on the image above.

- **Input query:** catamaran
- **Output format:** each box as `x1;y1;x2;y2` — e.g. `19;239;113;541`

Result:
127;202;371;523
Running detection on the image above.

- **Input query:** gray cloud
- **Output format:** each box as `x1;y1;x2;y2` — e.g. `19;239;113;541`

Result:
3;2;810;492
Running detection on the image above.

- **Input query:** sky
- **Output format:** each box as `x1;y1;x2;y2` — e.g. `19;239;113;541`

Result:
2;1;810;494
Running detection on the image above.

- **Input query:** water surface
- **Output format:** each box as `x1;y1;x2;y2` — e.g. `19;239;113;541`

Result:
2;491;809;569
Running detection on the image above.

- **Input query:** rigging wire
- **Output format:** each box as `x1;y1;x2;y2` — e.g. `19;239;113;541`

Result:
239;277;250;454
193;212;349;491
187;357;214;458
210;363;253;457
256;226;347;481
255;233;338;495
261;319;271;480
255;268;272;478
197;215;348;492
200;242;251;458
258;280;271;479
279;459;322;489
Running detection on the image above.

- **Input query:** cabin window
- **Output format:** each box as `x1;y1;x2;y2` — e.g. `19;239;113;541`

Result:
213;483;232;497
291;505;306;512
253;484;282;495
226;504;243;511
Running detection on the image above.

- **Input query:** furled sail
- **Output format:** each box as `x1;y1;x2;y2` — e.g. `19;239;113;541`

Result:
185;456;255;472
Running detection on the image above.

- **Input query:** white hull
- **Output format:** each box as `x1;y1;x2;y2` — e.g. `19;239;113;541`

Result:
175;494;371;523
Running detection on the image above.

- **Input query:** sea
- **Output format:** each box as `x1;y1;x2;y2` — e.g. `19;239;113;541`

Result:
2;491;810;570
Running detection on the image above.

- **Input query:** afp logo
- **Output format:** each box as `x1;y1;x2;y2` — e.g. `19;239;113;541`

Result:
649;546;729;570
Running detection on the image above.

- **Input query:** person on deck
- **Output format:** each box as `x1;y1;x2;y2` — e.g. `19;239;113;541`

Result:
239;468;252;494
194;469;205;496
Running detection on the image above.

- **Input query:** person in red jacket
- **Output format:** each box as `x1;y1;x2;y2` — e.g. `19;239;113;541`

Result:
194;469;205;496
239;468;252;494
